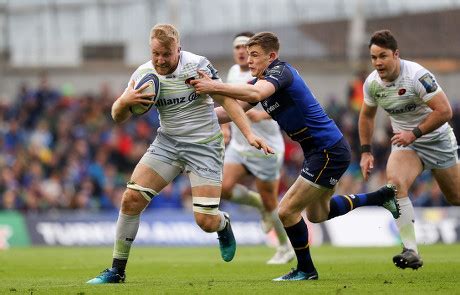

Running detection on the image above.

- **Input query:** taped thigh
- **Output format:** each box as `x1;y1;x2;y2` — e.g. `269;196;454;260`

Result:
126;181;158;202
189;171;221;188
139;156;182;183
192;196;220;215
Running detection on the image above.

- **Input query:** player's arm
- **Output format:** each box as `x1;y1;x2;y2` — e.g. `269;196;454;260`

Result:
246;109;272;122
419;91;453;132
358;103;378;181
391;69;452;146
212;94;273;154
111;80;155;123
215;101;255;124
191;71;276;103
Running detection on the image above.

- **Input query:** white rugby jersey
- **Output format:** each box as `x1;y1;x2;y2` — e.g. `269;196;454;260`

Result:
226;64;285;154
130;51;221;143
364;59;449;141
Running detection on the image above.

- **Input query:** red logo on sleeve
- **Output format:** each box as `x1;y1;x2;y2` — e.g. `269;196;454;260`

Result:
398;88;406;95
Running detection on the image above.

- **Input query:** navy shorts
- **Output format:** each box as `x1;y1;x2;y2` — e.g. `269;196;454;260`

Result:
300;137;351;189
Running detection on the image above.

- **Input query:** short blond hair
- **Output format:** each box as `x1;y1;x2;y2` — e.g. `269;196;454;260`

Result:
150;24;180;46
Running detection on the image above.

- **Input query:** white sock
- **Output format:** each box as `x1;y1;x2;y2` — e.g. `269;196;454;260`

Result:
217;211;227;231
396;197;418;253
113;212;140;260
229;184;264;210
270;209;288;245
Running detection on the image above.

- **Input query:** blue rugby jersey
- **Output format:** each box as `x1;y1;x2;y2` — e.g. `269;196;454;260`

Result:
251;59;343;151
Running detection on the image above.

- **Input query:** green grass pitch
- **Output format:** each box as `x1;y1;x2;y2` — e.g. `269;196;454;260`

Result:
1;244;459;294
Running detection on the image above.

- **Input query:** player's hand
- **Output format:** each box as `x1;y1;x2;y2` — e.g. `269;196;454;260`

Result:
119;80;156;108
189;70;217;94
247;135;274;155
391;130;416;147
360;152;374;181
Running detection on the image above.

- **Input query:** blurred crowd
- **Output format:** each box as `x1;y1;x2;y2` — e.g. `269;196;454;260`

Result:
1;75;459;212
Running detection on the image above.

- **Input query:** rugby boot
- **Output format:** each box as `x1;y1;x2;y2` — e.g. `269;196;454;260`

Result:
217;212;236;262
86;267;125;284
267;244;296;265
379;184;401;219
393;248;423;270
273;268;318;281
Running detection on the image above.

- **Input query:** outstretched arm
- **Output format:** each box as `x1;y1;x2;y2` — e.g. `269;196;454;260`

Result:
191;70;276;103
212;94;273;154
215;101;255;124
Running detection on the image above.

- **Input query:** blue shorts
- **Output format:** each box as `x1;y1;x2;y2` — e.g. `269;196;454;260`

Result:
300;137;351;189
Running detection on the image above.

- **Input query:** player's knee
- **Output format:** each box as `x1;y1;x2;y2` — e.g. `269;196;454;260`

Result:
445;193;460;206
195;215;217;233
120;190;148;214
220;182;234;200
307;215;324;223
385;178;407;196
277;204;291;224
386;176;400;187
261;195;277;211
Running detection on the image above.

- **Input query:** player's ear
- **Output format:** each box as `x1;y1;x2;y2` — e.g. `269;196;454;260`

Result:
268;51;277;62
394;49;400;58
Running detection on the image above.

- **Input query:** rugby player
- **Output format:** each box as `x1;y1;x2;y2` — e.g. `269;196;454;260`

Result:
191;31;401;281
87;24;272;284
359;29;460;270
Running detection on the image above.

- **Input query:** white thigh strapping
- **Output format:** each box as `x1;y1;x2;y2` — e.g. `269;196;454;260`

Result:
188;171;221;187
139;156;182;183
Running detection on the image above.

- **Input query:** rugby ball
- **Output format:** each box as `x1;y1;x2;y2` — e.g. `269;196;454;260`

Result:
129;69;160;115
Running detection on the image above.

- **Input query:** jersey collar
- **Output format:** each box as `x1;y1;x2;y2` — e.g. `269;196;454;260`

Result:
263;59;281;76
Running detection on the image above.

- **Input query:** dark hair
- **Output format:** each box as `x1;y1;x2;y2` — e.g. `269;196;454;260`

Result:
246;32;280;53
369;30;398;51
233;31;255;39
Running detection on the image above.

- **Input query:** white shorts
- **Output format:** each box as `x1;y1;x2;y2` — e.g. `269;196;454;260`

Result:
224;146;283;181
139;132;225;183
392;127;458;170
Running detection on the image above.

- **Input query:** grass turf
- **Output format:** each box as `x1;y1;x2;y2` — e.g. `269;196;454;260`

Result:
1;244;459;294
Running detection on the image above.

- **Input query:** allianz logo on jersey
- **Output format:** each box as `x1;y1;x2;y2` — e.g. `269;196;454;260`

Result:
156;92;199;107
384;103;416;114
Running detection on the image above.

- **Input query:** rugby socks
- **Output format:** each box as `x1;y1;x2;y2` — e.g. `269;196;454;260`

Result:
284;218;316;273
327;189;389;219
217;211;228;231
270;210;288;245
112;212;141;273
229;184;264;210
395;197;418;253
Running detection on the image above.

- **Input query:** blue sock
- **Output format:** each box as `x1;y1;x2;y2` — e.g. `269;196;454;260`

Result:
328;189;387;220
284;218;316;273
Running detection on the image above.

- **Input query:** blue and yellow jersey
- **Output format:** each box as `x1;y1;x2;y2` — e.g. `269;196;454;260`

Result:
252;59;343;152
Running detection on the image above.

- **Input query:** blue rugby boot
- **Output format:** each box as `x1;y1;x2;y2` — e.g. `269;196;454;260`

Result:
379;184;401;219
217;212;236;262
86;268;125;284
273;268;319;281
